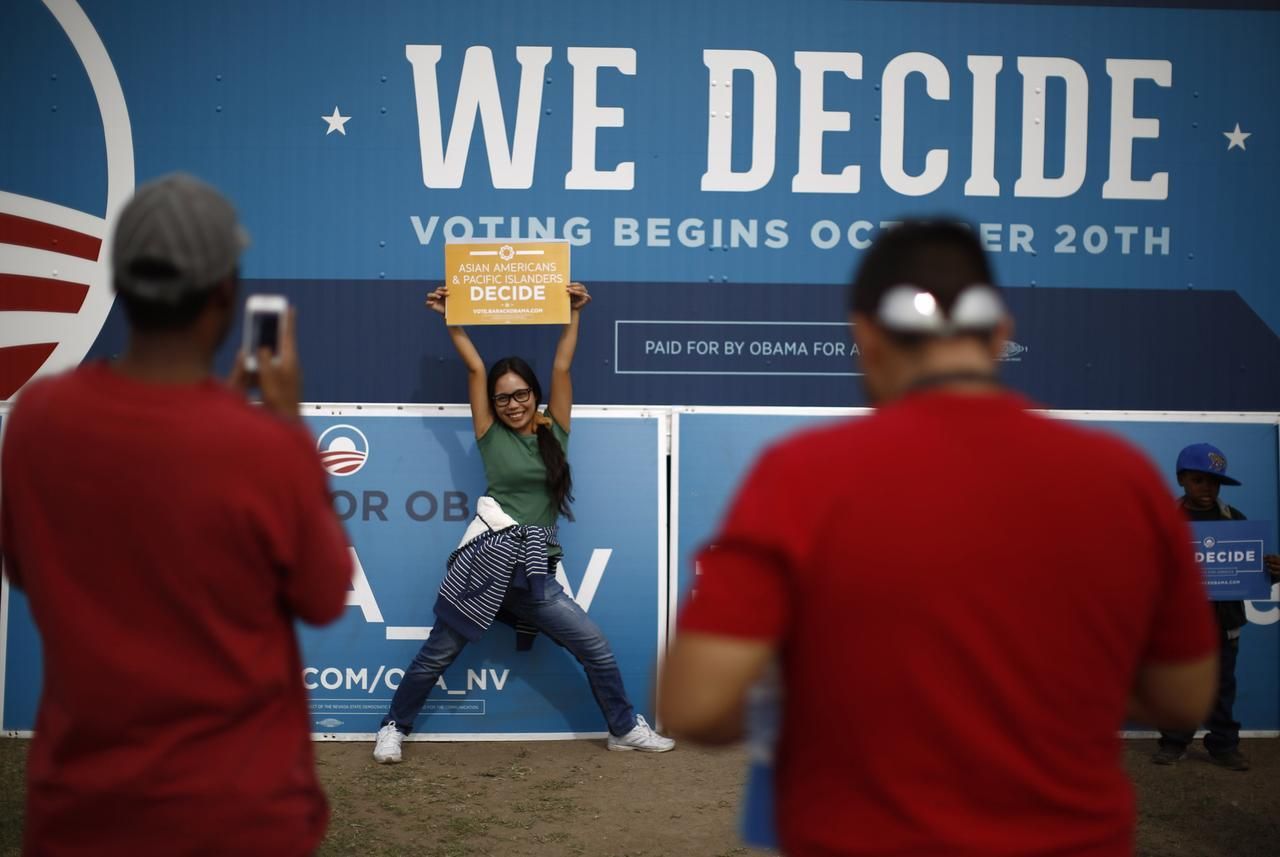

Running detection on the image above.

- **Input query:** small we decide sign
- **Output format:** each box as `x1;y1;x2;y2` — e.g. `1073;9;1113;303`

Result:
444;241;570;326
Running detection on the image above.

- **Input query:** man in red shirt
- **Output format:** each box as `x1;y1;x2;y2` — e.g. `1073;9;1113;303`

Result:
0;174;352;856
660;221;1219;856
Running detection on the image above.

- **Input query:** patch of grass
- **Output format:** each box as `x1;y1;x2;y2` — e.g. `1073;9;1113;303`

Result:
317;822;404;857
541;777;576;791
510;794;578;819
0;739;28;855
444;815;490;838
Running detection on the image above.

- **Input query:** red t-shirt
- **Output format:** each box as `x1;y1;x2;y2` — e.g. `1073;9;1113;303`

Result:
680;390;1217;857
1;363;352;856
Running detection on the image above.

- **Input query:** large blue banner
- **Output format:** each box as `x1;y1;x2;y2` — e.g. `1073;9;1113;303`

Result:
1070;415;1280;729
0;410;46;735
673;410;1280;729
0;588;41;736
1;407;667;737
4;405;1275;735
670;408;857;611
298;408;666;737
299;409;665;736
3;1;1278;409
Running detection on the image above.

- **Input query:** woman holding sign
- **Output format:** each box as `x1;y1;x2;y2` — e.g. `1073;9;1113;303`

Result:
373;282;673;763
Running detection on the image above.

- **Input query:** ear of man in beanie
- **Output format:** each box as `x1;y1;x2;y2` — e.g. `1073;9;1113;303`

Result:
111;173;249;304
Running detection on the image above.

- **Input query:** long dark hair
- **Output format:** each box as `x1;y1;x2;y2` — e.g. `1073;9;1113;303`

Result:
487;356;574;520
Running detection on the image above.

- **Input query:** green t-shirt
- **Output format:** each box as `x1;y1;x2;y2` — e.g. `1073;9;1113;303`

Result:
476;417;569;555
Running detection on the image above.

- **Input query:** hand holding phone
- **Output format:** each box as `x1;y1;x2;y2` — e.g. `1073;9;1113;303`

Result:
242;294;288;371
232;295;301;420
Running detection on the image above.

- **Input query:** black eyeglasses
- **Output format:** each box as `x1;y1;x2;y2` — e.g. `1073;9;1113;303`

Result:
492;387;533;407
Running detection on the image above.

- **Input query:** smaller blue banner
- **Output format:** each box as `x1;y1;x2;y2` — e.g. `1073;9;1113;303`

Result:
1189;521;1273;601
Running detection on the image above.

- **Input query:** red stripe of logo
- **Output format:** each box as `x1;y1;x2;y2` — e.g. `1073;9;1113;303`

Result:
0;212;102;262
0;344;57;399
0;274;90;313
320;453;367;466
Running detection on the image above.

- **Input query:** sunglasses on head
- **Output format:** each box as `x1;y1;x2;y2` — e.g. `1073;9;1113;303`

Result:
875;284;1005;336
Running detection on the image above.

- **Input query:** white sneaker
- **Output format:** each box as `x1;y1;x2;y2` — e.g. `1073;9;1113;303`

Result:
607;715;675;752
373;723;404;763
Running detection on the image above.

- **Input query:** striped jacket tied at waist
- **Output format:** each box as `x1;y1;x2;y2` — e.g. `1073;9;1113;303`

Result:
433;496;558;645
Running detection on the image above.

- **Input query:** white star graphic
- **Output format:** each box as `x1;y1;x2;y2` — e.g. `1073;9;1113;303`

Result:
322;106;351;136
1223;123;1251;151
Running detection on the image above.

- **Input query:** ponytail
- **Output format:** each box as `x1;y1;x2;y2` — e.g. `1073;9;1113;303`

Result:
535;419;574;520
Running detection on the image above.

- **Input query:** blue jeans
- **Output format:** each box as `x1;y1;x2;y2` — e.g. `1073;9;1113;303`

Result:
382;577;637;736
1158;628;1241;754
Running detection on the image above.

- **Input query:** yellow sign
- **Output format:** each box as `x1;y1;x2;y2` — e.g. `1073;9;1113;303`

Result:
444;241;570;325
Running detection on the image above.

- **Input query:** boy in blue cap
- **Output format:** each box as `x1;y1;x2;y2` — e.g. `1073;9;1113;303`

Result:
1153;443;1280;770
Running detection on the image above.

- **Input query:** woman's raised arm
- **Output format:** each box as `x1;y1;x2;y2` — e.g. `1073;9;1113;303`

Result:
426;286;492;438
546;283;590;431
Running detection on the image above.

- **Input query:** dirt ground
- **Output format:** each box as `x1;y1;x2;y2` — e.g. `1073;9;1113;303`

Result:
2;737;1278;855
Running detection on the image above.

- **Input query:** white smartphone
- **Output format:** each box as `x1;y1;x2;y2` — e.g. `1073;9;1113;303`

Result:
241;294;288;371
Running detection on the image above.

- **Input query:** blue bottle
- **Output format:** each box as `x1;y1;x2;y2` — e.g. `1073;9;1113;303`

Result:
740;663;781;849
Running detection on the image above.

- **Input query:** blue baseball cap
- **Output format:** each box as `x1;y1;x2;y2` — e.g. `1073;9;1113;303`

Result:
1175;443;1241;486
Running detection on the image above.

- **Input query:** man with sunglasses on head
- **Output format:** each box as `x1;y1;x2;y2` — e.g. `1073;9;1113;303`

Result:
661;220;1218;857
